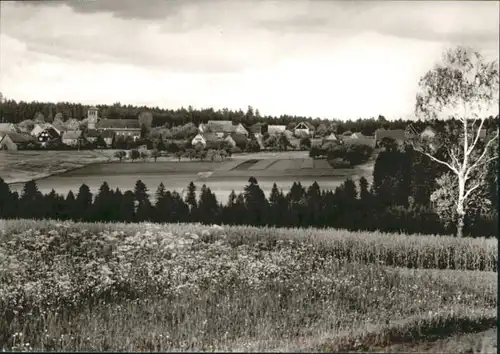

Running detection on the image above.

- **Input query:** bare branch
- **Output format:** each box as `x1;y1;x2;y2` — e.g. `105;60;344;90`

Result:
467;117;487;155
449;149;461;170
465;130;499;178
463;180;483;202
414;146;459;175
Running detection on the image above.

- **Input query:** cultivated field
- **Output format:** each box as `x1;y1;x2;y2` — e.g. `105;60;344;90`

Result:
0;219;496;352
6;152;374;203
0;150;113;184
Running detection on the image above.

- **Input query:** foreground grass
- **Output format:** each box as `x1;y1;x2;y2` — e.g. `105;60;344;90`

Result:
2;219;496;271
0;219;497;351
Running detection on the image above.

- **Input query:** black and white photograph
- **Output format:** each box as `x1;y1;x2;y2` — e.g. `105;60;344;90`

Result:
0;0;498;352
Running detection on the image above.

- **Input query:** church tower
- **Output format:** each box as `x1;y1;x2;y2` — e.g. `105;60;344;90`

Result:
87;106;98;130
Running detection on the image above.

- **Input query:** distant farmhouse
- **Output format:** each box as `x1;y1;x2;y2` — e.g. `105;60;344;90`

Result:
61;130;83;147
267;125;287;135
95;118;141;140
31;123;61;146
374;128;407;147
201;120;249;137
191;132;221;148
0;131;35;150
294;122;315;137
251;122;268;136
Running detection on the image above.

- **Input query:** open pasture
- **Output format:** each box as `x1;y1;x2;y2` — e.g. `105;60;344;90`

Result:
6;154;373;203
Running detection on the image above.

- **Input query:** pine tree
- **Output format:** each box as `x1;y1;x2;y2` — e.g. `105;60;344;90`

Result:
306;181;322;226
269;183;288;227
75;184;93;221
222;190;238;224
44;189;59;219
198;185;220;224
154;183;169;222
20;180;43;219
0;177;17;218
170;191;189;222
185;181;198;220
243;177;269;226
120;190;136;222
133;180;152;221
64;190;76;220
93;182;113;221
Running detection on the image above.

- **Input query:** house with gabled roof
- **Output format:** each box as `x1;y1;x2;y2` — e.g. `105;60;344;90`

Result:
31;124;61;146
251;122;268;135
405;124;419;138
62;130;83;147
324;132;338;141
375;128;407;146
267;125;287;135
31;123;60;137
350;132;365;139
294;121;315;137
96;119;141;140
204;120;249;137
223;132;248;149
0;131;35;150
191;132;222;148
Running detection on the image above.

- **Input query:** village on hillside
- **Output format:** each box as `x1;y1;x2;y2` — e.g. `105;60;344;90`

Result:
1;105;486;158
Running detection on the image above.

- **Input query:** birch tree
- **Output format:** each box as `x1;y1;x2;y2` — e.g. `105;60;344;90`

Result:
413;46;499;237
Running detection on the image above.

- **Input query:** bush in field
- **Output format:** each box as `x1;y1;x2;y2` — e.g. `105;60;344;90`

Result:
130;149;140;161
114;150;126;162
140;151;149;162
245;139;260;153
150;149;160;162
300;136;311;149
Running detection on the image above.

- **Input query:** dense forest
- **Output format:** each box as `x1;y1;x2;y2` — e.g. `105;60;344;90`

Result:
1;146;497;238
0;99;463;134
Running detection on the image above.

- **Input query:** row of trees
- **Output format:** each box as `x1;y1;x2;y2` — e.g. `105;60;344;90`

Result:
0;176;495;237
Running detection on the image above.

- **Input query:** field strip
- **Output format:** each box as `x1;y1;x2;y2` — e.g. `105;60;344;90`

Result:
266;159;298;171
215;160;247;171
248;159;278;170
300;158;314;169
231;159;260;170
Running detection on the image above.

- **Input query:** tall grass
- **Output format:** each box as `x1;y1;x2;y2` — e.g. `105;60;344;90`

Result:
0;219;497;351
2;219;496;271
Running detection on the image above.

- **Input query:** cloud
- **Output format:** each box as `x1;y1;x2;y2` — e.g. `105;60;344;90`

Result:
14;0;209;20
1;2;293;74
255;1;499;51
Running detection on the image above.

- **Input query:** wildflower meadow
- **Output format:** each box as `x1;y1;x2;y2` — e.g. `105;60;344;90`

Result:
0;219;496;351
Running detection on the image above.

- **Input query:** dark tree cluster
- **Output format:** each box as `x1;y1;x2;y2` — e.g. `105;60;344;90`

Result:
310;142;374;167
0;171;496;238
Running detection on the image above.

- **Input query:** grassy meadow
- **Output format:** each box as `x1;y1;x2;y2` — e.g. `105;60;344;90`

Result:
0;219;496;352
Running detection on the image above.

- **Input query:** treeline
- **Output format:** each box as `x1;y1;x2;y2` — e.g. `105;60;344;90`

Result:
0;174;496;238
5;99;494;134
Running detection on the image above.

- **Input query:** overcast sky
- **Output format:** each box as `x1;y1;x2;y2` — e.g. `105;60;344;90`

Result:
0;0;498;120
